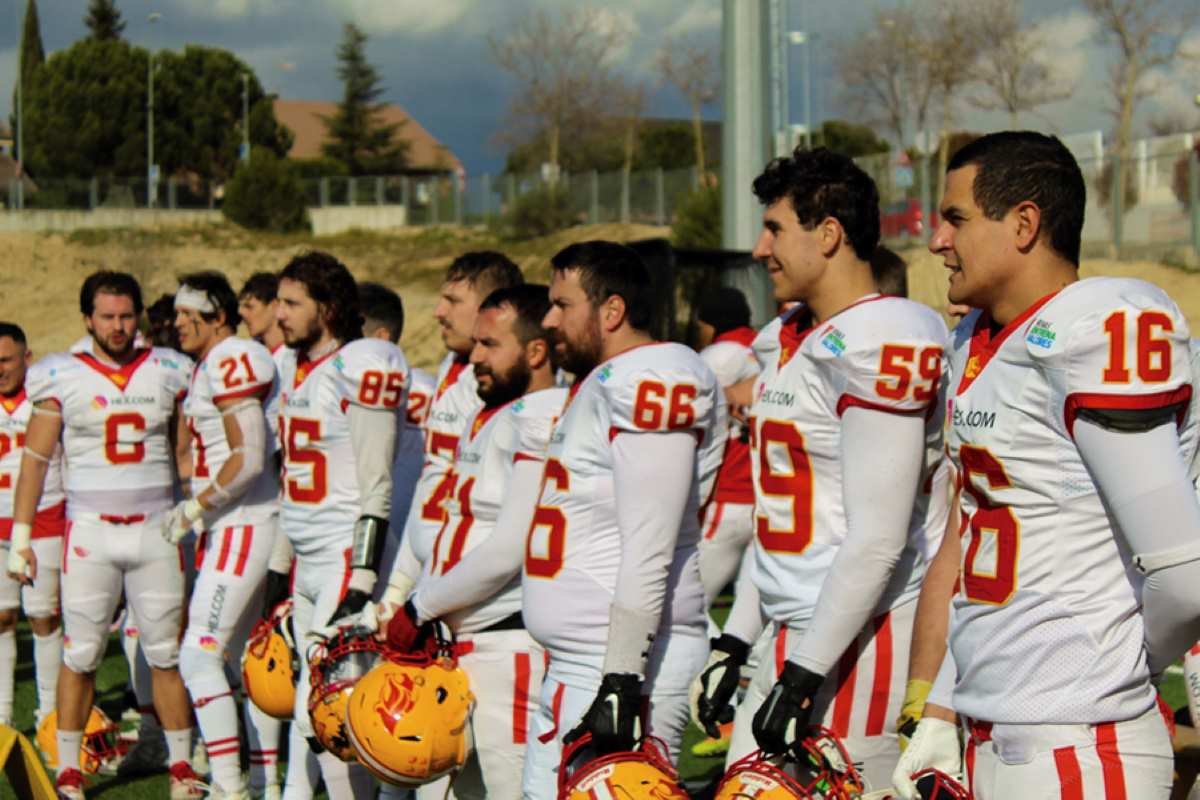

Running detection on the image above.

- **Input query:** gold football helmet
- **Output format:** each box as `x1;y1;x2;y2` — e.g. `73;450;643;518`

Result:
242;601;299;720
345;652;474;786
36;707;122;774
714;728;864;800
307;625;388;761
558;733;688;800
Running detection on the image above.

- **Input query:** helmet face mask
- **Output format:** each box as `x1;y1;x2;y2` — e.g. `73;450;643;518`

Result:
715;728;864;800
307;625;388;762
558;733;688;800
242;602;299;720
912;769;970;800
345;652;474;786
37;707;123;774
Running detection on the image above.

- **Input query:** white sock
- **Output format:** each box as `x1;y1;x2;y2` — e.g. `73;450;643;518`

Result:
57;729;83;774
282;725;320;799
164;727;193;767
245;697;282;790
32;629;62;723
0;628;15;725
192;687;243;792
316;751;373;797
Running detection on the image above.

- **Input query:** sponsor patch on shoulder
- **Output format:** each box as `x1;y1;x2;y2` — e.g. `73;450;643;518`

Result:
1026;318;1056;349
159;357;180;369
512;398;525;412
596;364;613;383
820;325;846;357
333;355;346;371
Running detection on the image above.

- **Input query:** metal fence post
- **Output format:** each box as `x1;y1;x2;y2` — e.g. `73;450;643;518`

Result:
482;173;491;220
1190;149;1200;259
89;178;99;210
431;179;440;225
918;154;931;234
348;177;357;207
1111;155;1123;254
167;179;177;210
590;170;599;223
375;177;384;206
655;168;665;225
319;177;329;208
620;169;630;223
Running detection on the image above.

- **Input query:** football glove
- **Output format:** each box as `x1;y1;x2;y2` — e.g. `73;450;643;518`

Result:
384;599;428;652
752;660;824;756
897;678;932;753
324;567;376;628
564;672;643;754
162;497;204;544
891;717;962;800
689;634;750;737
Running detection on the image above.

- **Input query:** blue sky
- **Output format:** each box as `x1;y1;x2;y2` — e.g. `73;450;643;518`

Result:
2;0;1198;176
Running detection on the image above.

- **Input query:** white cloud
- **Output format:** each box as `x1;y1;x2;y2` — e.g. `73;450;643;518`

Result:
1031;10;1098;91
666;1;721;39
328;0;473;35
1142;31;1200;130
211;0;253;19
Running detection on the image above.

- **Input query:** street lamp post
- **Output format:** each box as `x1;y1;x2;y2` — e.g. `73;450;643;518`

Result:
146;12;161;208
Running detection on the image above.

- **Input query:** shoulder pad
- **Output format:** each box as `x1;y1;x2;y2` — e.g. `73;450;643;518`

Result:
336;339;408;410
25;353;79;405
601;343;719;434
209;338;277;402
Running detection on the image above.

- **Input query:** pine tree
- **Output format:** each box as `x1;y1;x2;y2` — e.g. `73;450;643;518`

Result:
85;0;126;41
321;23;408;176
10;0;45;163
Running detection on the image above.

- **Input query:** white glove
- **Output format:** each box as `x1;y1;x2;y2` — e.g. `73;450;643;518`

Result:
891;717;962;800
163;498;205;544
371;582;409;640
6;522;34;583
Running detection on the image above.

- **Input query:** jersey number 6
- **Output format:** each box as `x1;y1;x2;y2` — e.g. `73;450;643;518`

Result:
105;413;146;464
525;459;569;578
958;445;1019;606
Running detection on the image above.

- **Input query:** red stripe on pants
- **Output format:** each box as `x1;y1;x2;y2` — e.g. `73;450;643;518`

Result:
233;525;253;577
774;628;788;678
338;548;352;602
62;521;72;574
831;640;859;739
703;503;724;540
965;737;976;792
1053;746;1084;800
538;683;566;744
512;652;531;745
865;613;893;736
1096;722;1127;800
216;527;233;572
195;530;208;571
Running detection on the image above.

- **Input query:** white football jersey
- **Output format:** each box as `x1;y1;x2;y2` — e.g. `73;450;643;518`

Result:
414;386;567;634
406;367;435;430
264;342;289;449
400;354;482;562
522;343;726;683
946;277;1197;725
749;295;950;626
277;338;408;557
25;348;192;516
391;362;432;533
183;336;280;525
700;327;760;505
0;387;65;537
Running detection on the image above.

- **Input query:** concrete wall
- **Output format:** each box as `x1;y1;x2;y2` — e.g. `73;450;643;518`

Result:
0;208;222;233
308;205;407;236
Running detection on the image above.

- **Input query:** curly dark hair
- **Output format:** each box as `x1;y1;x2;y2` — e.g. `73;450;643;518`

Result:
279;251;363;343
178;270;240;330
80;270;144;316
752;147;881;261
947;131;1085;266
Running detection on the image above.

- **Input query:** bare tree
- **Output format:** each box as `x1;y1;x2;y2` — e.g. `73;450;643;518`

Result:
970;0;1073;128
924;0;988;199
656;38;719;173
838;6;936;148
1083;0;1198;216
489;7;630;177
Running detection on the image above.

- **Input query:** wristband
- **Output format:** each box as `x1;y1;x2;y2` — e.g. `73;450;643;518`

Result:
9;522;31;551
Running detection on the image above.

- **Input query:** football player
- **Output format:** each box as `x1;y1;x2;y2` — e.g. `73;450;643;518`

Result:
395;252;523;610
691;148;950;789
0;323;63;731
520;241;726;799
9;271;200;799
895;132;1200;798
274;251;405;799
170;272;282;799
239;272;286;355
380;284;563;798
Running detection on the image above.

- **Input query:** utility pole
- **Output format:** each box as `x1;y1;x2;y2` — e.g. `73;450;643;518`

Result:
721;0;768;250
241;73;250;163
13;1;24;210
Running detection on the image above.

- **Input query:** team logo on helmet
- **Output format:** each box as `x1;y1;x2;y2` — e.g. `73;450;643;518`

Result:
374;670;419;734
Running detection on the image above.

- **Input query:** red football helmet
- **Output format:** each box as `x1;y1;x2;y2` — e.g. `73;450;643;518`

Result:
307;625;389;761
910;769;970;800
714;727;864;799
558;733;688;800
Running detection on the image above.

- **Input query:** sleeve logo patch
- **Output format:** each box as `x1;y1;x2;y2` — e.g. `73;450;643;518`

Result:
596;364;613;383
1026;319;1056;349
819;325;846;357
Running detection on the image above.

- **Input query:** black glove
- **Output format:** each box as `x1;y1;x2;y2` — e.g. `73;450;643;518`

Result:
563;673;643;754
326;588;371;627
752;660;824;756
695;634;750;737
262;570;290;620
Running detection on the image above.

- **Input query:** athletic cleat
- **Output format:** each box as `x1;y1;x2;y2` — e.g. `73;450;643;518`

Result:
168;760;208;799
55;767;87;800
116;728;167;775
690;720;734;758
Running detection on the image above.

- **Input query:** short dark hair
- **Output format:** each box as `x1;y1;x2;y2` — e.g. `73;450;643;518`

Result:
550;241;654;332
147;294;180;350
444;251;524;299
0;323;27;347
752;147;881;261
946;131;1085;266
279;251;363;343
870;246;908;298
80;270;144;316
239;271;279;303
359;282;405;343
696;287;751;336
480;284;551;346
178;271;241;329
